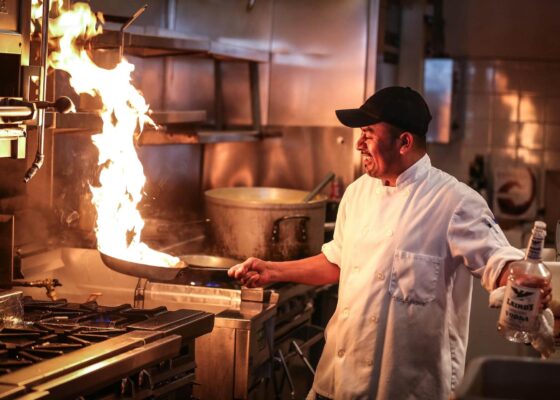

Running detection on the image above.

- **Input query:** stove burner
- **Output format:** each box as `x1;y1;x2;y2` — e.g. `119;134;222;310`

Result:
0;298;171;376
185;280;241;289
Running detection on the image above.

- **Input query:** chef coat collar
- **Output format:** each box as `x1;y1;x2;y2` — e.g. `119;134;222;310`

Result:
395;153;431;187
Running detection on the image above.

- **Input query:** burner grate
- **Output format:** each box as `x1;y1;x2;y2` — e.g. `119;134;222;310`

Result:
0;298;174;377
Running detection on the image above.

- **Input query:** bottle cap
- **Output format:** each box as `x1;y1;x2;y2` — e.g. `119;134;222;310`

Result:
534;221;547;230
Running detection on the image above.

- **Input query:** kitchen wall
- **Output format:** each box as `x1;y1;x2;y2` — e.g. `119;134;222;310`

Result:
428;59;560;209
429;0;560;213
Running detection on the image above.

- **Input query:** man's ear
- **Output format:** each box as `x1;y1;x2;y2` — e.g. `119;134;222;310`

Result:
399;132;414;154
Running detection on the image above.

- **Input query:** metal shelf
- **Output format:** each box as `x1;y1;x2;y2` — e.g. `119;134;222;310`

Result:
137;128;282;146
49;110;207;133
90;25;269;63
209;41;269;63
59;24;271;141
197;130;262;143
0;127;26;159
91;25;209;58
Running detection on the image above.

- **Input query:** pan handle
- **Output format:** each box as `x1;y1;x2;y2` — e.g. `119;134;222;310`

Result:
271;215;310;244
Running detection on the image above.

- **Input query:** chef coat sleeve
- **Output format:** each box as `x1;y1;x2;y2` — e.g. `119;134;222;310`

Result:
321;191;347;268
447;190;524;292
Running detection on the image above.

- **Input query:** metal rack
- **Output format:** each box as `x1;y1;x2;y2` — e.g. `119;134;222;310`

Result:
53;20;275;144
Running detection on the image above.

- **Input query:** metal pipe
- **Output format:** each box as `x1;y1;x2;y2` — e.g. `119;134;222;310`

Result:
0;107;35;118
11;278;62;301
249;61;261;132
119;4;148;60
0;97;73;121
24;0;50;183
214;59;224;130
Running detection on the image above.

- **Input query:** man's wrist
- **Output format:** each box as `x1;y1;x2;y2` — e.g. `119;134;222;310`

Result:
266;261;279;283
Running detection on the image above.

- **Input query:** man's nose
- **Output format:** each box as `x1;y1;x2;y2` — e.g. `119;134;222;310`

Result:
356;133;365;150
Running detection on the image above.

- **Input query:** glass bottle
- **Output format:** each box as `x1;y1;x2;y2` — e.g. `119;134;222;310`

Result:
497;221;551;343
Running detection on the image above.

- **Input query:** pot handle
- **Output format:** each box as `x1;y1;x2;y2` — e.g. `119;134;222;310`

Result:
271;215;310;244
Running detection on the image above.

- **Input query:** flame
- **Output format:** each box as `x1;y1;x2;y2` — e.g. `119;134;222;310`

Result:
31;0;63;35
34;2;180;267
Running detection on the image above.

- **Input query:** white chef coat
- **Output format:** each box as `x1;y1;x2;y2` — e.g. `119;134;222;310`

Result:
311;154;523;400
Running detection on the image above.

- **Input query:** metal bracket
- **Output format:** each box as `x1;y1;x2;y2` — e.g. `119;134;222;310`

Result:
119;5;148;61
133;278;148;309
120;377;135;397
138;369;154;390
271;215;310;244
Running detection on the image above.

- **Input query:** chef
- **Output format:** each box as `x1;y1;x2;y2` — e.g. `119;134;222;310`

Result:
228;86;550;400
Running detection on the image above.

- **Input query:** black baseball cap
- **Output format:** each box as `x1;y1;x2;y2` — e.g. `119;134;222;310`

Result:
335;86;432;136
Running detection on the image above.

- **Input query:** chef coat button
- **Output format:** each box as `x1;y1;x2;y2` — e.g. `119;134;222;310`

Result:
375;187;382;195
376;272;385;280
342;308;350;319
338;349;345;358
353;265;360;272
386;229;393;237
366;359;373;367
370;315;378;323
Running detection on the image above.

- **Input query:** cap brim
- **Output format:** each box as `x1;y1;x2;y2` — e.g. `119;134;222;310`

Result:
335;108;380;128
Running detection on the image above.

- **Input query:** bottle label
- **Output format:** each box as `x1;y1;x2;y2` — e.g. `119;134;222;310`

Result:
499;282;540;332
526;235;544;260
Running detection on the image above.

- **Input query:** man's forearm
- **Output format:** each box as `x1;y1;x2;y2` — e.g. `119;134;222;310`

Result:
267;253;340;286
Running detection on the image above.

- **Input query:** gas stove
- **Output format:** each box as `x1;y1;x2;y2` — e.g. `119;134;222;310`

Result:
0;295;214;399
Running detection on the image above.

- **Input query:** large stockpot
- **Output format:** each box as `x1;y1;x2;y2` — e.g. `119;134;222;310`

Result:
205;187;326;261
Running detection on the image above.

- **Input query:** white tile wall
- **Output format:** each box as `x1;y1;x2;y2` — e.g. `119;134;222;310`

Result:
464;61;494;93
544;151;560;170
545;96;560;124
493;62;519;93
429;59;560;212
492;93;519;121
519;122;544;150
463;118;491;148
465;94;492;121
491;120;518;147
519;94;546;122
545;124;560;150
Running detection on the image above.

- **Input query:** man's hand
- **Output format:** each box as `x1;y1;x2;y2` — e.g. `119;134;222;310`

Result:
540;285;552;311
497;263;552;311
228;257;273;288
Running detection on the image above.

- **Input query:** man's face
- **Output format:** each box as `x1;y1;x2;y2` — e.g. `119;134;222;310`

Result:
356;122;402;180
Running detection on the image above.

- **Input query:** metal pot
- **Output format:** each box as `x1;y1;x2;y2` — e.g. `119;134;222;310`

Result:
205;187;326;261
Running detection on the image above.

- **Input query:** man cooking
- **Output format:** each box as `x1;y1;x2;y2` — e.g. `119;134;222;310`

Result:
228;86;550;400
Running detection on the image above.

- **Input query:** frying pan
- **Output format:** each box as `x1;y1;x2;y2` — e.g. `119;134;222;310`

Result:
100;252;240;282
100;252;186;281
